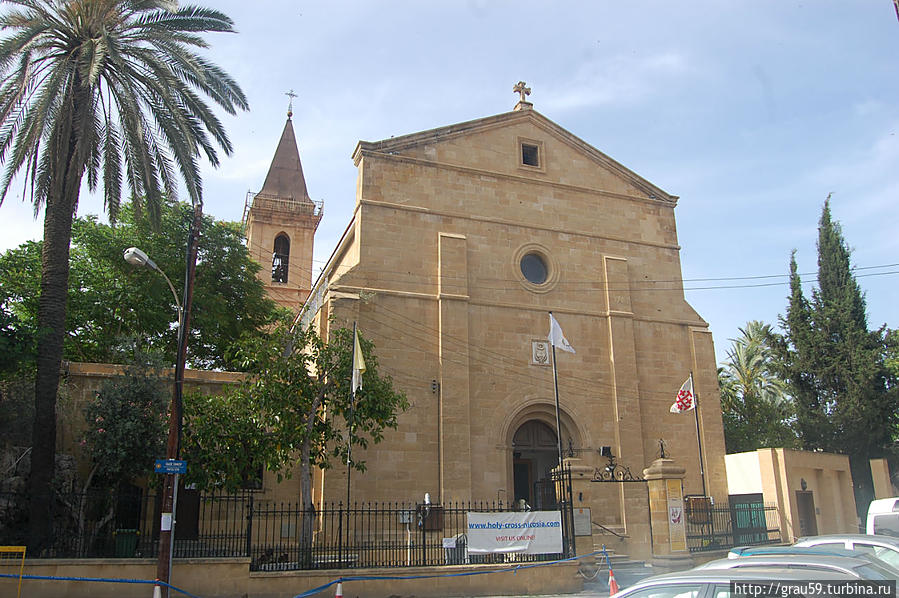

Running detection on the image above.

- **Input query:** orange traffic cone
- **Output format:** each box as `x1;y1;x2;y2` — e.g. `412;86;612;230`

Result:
608;568;619;595
335;581;344;598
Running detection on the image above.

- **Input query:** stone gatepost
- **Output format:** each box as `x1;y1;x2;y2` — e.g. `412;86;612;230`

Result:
642;456;694;572
560;458;599;576
564;459;597;554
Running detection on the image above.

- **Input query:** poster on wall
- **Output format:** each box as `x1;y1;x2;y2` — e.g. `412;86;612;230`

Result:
467;511;563;554
573;507;592;537
666;478;688;552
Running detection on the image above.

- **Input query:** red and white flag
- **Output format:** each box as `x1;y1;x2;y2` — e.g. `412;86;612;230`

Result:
670;376;695;413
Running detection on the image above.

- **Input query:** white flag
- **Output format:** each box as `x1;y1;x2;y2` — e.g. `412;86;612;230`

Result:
548;313;575;353
670;376;695;413
352;329;366;395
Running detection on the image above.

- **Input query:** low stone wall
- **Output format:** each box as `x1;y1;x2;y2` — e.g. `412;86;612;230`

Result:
0;557;583;598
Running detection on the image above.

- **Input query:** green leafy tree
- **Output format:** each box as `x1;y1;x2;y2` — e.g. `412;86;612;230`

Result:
181;322;408;552
0;290;34;449
0;0;247;548
81;363;168;490
0;292;33;374
181;389;269;493
719;321;797;453
72;359;167;552
0;201;280;369
885;329;899;382
772;197;899;517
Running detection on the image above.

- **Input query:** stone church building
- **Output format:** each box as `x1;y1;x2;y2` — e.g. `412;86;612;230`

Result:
243;86;728;541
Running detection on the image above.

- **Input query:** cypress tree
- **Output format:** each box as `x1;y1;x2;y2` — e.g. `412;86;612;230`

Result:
775;197;898;518
776;252;833;449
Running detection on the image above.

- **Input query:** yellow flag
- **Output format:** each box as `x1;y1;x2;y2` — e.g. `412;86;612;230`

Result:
352;329;366;394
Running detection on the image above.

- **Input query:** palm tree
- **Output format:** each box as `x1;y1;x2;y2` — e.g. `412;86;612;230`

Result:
0;0;248;550
718;321;797;452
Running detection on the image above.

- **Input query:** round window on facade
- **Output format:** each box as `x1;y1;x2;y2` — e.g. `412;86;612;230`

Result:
520;253;548;285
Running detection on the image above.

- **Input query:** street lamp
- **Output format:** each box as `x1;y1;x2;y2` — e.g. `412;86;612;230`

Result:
123;247;185;598
123;247;182;321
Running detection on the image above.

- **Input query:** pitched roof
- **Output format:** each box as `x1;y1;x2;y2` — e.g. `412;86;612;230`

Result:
259;116;312;202
352;108;677;204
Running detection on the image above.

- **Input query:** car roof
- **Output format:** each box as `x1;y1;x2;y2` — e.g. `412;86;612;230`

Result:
642;567;858;581
616;567;856;596
797;534;899;547
696;554;898;580
729;545;862;558
701;553;875;567
868;498;899;511
748;544;899;575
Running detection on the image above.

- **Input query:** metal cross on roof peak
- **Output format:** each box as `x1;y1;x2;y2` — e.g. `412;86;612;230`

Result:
285;89;298;118
513;81;531;103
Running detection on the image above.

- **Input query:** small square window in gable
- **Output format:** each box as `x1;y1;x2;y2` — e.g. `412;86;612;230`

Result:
517;137;545;172
521;143;539;167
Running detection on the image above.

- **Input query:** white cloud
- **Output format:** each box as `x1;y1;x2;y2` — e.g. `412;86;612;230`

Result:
543;51;692;112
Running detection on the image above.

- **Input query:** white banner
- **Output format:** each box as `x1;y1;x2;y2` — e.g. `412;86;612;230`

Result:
466;511;563;554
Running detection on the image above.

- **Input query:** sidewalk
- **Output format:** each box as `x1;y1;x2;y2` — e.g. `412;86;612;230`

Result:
479;567;649;598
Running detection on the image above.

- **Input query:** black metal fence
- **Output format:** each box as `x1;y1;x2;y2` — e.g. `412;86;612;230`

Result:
684;499;781;553
0;489;252;559
0;467;575;569
247;499;568;571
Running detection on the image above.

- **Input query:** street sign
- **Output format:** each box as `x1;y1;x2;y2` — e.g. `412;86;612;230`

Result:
154;459;187;475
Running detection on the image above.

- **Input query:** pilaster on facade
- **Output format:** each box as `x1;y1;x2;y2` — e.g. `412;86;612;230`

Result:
602;255;646;530
437;233;473;502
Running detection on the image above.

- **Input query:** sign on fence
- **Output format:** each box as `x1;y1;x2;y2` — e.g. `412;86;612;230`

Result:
666;479;688;552
573;507;592;537
466;511;562;555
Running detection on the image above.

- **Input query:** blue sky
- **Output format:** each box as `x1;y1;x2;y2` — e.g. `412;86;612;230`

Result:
1;1;896;363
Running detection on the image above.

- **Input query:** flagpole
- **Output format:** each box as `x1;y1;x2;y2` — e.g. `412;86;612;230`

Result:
690;371;708;497
549;313;564;470
347;322;357;511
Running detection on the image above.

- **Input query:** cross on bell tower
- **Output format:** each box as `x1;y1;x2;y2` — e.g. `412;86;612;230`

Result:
285;89;297;118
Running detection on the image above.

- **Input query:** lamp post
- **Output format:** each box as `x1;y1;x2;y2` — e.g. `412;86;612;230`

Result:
123;248;182;320
123;246;186;598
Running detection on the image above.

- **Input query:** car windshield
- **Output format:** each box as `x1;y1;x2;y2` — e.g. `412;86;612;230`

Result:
620;584;705;598
852;562;897;581
860;545;899;570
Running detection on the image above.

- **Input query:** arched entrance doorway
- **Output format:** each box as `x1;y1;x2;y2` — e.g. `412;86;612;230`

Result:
512;420;559;509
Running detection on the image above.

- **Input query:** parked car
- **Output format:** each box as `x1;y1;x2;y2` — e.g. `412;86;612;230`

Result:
694;553;897;581
727;544;899;576
611;566;857;598
795;534;899;570
866;498;899;536
729;544;867;559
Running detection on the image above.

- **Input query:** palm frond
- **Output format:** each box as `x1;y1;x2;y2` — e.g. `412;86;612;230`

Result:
101;119;122;223
0;0;246;220
0;22;52;74
135;5;236;35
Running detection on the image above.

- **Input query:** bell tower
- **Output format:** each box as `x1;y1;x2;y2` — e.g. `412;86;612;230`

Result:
244;100;322;312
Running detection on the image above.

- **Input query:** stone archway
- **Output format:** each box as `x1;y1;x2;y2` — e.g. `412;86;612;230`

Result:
501;400;585;509
512;420;559;508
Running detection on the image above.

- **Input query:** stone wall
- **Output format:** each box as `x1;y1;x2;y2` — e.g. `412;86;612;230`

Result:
0;558;582;598
54;362;302;502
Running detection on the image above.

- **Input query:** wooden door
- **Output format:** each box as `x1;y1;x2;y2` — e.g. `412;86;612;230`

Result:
796;490;818;537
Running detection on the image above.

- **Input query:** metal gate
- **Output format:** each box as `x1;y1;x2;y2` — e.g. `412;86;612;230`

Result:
537;465;575;557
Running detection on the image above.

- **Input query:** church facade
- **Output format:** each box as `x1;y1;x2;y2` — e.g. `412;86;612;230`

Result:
246;89;727;536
